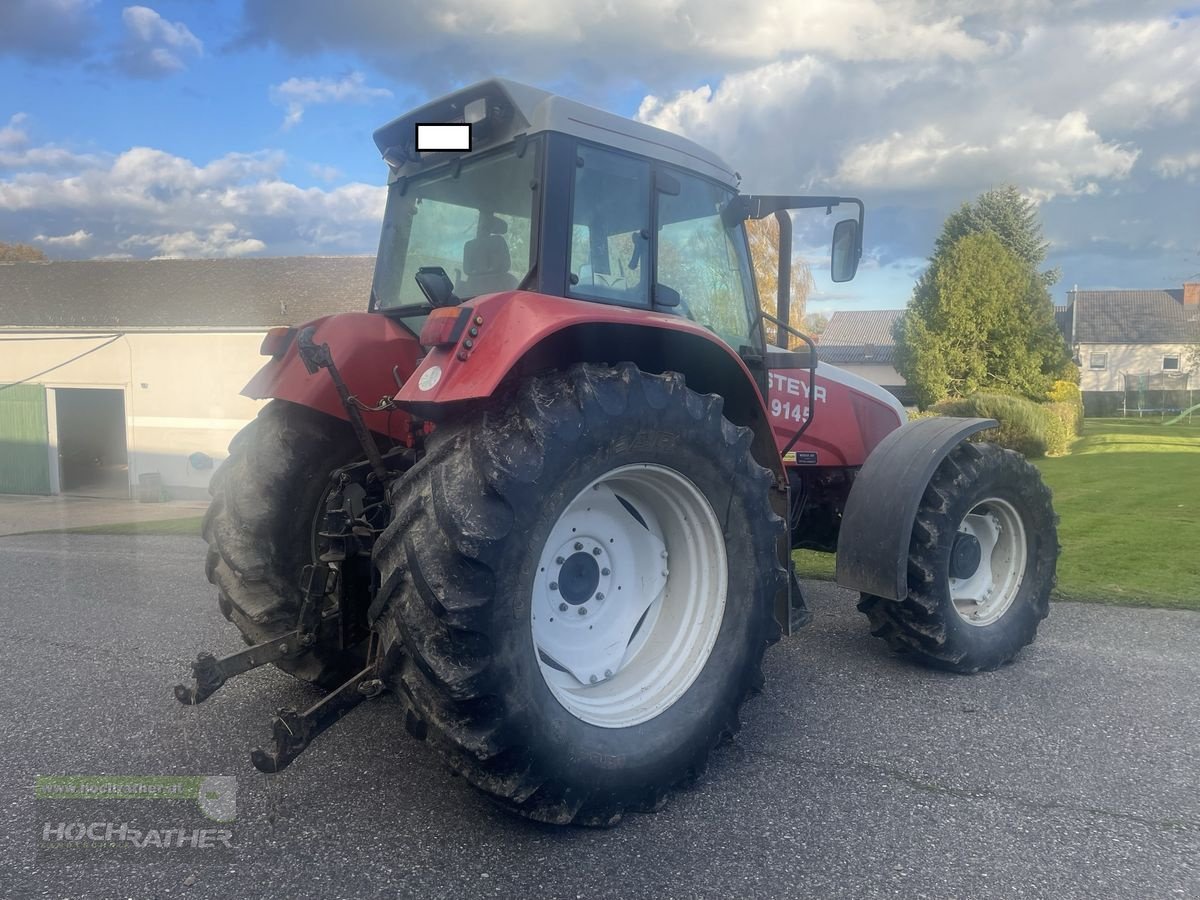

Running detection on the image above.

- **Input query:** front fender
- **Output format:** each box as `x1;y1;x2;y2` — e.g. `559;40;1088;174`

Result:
835;416;998;601
242;312;422;441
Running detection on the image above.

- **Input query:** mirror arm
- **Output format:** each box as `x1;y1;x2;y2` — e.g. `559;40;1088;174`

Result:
774;210;792;350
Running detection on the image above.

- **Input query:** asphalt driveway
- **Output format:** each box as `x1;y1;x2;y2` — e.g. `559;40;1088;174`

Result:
1;532;1197;899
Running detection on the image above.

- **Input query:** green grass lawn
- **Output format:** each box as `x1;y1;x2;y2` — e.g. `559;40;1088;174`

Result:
794;417;1200;610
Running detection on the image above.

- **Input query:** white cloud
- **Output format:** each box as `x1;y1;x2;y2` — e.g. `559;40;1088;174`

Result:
34;229;92;247
1155;152;1200;181
115;5;202;78
270;72;393;129
0;113;28;149
0;134;386;260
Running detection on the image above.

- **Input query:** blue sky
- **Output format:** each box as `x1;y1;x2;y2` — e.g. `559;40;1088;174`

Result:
2;0;1198;312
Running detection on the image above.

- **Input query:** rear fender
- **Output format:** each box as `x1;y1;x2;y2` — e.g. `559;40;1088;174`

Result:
835;416;998;601
394;290;783;482
242;312;422;442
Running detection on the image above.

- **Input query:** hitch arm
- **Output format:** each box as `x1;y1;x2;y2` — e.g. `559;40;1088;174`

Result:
249;663;381;773
173;630;310;705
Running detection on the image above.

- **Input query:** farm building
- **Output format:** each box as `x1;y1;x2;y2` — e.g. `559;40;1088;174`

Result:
0;257;373;498
815;309;913;405
1057;283;1200;417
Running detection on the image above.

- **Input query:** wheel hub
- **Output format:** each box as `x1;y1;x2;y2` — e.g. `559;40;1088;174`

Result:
949;532;982;579
555;551;601;606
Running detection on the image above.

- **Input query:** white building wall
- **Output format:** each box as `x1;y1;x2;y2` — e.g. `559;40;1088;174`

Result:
0;330;268;498
1078;342;1197;392
826;362;906;386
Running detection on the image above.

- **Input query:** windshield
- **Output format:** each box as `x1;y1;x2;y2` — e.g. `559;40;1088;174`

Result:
372;140;540;321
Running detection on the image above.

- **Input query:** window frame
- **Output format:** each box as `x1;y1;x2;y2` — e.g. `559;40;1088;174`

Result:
1089;351;1108;370
1163;355;1181;371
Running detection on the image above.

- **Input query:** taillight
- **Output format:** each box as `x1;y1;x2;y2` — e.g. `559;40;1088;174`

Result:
419;306;469;348
259;326;294;357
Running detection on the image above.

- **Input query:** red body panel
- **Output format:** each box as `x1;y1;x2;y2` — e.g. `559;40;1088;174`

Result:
241;294;901;466
242;312;422;442
767;367;904;467
394;290;767;406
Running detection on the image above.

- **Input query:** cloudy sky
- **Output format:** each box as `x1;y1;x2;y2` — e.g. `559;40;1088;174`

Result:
2;0;1197;311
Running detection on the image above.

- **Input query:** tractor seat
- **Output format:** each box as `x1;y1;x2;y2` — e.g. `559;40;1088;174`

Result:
461;234;517;297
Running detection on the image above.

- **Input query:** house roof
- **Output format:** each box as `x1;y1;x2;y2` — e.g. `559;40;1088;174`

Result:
817;309;903;365
1069;290;1199;344
0;257;375;329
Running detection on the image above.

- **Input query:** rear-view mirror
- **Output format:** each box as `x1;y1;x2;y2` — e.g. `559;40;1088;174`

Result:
831;218;860;283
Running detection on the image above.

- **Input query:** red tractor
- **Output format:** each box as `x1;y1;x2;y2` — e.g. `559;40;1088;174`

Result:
178;79;1057;825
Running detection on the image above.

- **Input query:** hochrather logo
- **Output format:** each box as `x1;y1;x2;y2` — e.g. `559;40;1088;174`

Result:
35;775;236;858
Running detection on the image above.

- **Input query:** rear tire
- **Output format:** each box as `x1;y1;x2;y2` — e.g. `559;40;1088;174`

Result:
203;400;367;687
857;441;1057;673
372;364;784;825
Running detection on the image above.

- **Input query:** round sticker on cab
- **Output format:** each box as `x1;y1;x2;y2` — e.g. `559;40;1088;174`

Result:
418;365;442;391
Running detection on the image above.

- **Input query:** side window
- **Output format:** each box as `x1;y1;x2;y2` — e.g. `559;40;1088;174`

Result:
569;145;650;305
656;170;755;348
1163;356;1180;371
1089;352;1108;370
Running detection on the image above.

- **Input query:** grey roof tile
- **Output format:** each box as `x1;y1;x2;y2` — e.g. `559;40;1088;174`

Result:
1070;290;1200;344
0;257;375;329
817;309;902;364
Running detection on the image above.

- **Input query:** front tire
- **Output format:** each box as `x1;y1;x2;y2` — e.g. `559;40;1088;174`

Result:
857;441;1057;673
372;364;784;825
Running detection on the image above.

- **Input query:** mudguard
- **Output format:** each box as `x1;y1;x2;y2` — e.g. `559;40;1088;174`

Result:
835;416;998;601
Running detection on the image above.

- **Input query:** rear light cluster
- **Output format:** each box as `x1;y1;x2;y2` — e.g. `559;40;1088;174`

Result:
419;307;483;361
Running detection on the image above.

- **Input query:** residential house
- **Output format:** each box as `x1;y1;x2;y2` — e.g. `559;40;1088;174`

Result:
815;309;913;405
1058;283;1200;416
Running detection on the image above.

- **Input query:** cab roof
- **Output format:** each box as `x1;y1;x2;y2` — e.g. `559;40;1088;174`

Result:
372;78;738;188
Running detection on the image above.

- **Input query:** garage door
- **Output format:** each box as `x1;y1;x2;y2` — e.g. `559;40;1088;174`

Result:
0;384;51;495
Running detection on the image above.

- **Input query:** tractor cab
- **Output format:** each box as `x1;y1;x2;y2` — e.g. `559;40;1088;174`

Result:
368;79;862;376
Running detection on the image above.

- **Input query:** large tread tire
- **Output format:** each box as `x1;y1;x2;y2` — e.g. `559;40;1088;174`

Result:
372;363;784;825
203;399;366;687
857;441;1057;674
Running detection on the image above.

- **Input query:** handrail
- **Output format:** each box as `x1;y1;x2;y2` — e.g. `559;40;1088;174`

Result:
759;312;819;452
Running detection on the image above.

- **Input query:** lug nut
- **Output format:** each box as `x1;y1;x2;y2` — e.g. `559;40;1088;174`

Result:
595;592;604;601
574;542;583;551
593;547;601;556
589;675;598;684
661;550;668;559
604;669;613;678
556;556;564;564
662;569;669;577
559;603;568;612
578;607;588;616
549;581;558;591
601;567;610;576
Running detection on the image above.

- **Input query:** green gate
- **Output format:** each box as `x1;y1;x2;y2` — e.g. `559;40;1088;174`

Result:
0;384;51;494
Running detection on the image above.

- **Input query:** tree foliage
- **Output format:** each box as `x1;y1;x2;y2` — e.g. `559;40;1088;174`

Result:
0;242;47;262
895;230;1073;409
745;215;814;341
936;185;1060;286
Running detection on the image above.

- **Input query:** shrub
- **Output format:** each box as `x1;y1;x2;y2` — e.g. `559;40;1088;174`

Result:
1046;379;1084;435
1040;402;1076;456
933;392;1053;457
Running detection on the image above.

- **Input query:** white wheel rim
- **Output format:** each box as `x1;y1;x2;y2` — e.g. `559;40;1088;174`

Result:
948;496;1027;627
531;464;727;728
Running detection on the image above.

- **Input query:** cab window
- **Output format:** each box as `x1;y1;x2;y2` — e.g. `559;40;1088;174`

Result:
568;145;650;305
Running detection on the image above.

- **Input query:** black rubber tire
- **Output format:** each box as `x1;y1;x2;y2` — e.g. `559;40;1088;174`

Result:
857;441;1057;673
372;363;784;825
203;399;367;688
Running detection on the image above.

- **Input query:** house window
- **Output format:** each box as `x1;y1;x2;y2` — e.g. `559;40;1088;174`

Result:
1163;356;1181;371
1089;352;1108;370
